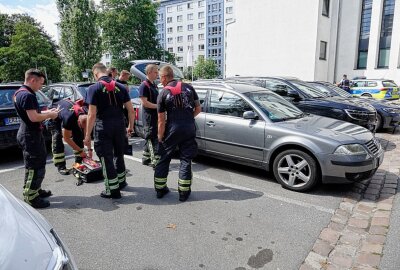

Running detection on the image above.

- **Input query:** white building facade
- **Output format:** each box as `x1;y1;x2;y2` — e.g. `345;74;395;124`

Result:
225;0;400;84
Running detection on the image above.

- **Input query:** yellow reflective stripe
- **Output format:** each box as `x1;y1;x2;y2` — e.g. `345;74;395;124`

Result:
109;178;119;185
117;172;126;179
178;179;192;185
101;157;110;191
155;183;167;189
178;186;190;191
53;153;65;158
24;170;39;202
155;177;167;184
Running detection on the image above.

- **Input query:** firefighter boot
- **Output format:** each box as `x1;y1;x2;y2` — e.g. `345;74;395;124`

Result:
29;197;50;209
38;189;52;198
179;190;191;202
156;187;170;199
100;189;122;199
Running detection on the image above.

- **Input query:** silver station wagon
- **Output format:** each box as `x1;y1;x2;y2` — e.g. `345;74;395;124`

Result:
192;81;384;191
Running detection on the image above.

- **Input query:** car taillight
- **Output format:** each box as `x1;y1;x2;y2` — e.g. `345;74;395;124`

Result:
135;108;139;120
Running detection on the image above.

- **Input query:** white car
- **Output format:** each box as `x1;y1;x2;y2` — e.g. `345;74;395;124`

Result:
0;184;78;270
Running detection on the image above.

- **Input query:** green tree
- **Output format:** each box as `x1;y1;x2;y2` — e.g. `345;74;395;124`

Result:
57;0;102;81
193;57;219;80
0;22;61;82
100;0;164;71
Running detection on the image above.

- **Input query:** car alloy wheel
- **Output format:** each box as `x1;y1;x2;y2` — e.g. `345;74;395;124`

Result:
273;149;318;191
375;113;382;131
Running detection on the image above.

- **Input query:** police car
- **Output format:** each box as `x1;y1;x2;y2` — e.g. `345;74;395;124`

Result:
350;79;400;100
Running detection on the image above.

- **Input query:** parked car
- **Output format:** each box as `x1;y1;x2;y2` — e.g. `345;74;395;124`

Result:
227;77;378;132
0;184;78;269
310;81;400;131
0;83;51;150
350;79;399;100
130;59;184;83
190;80;383;191
41;82;94;103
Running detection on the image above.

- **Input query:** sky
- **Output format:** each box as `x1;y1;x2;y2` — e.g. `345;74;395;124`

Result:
0;0;100;43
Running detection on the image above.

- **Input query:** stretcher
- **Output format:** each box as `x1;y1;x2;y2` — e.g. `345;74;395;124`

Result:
72;158;104;186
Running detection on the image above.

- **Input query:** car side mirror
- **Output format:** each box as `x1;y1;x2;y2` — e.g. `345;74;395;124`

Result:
287;90;300;99
243;111;257;119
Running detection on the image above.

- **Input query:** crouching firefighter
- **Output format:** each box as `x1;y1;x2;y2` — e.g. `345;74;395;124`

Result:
84;63;135;199
138;64;160;167
47;99;88;174
154;65;201;202
14;69;59;208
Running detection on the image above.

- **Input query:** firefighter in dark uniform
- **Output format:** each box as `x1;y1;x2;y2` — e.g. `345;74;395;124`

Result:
14;69;59;208
48;99;88;173
84;63;135;199
338;74;351;92
154;65;201;202
117;70;133;155
138;64;159;167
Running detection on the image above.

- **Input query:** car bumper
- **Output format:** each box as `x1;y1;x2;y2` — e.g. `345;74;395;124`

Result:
320;150;384;184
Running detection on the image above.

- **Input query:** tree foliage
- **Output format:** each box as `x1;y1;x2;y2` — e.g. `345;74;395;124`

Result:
57;0;102;81
0;17;61;83
193;57;219;80
100;0;166;71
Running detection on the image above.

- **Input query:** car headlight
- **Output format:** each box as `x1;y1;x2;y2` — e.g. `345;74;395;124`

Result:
334;144;367;155
382;107;400;114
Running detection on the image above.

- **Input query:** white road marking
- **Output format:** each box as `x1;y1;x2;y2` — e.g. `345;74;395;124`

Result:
124;155;335;214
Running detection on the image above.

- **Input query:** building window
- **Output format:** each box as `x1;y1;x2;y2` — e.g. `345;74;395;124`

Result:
177;36;183;43
198;0;204;7
105;53;110;59
322;0;330;17
187;2;193;9
106;61;110;66
198;33;204;40
168;47;173;53
188;24;193;31
167;17;172;23
319;41;327;60
226;7;233;14
177;15;183;22
188;35;193;42
199;44;205;51
187;13;193;20
178;46;184;53
198;11;204;19
198;23;205;29
177;26;183;32
167;37;173;44
167;7;173;13
377;0;395;68
177;56;183;62
357;0;372;69
177;5;183;11
211;15;219;23
167;27;173;34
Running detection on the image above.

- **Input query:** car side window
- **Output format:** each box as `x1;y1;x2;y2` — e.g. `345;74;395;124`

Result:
367;81;377;87
63;86;75;99
48;86;63;100
209;90;252;117
354;81;366;87
196;89;207;111
264;80;290;96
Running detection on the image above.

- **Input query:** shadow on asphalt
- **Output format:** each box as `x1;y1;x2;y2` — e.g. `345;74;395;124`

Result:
46;186;264;212
378;137;397;152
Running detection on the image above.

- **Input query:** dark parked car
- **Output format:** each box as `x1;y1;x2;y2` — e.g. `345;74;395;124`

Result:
227;77;378;132
0;83;51;150
41;82;94;103
130;59;184;83
310;81;400;131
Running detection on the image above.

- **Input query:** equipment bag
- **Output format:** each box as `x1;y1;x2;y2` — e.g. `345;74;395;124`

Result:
73;158;104;185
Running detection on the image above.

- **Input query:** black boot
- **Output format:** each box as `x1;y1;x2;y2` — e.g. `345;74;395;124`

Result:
156;187;170;199
118;181;128;190
28;197;50;208
142;159;151;166
100;190;121;199
38;189;52;198
179;190;191;202
57;166;70;175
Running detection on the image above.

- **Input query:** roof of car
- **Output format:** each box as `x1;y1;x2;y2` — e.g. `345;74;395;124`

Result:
192;80;269;94
129;59;167;65
226;76;300;81
47;82;94;86
352;79;394;81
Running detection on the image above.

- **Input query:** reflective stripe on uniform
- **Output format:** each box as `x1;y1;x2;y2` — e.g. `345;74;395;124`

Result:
73;149;83;156
118;171;126;183
178;179;192;191
23;169;39;202
52;152;65;164
154;177;167;189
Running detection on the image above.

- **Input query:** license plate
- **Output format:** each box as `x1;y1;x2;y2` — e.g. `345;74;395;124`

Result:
4;117;21;126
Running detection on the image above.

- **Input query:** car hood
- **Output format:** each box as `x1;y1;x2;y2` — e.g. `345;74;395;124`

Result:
309;96;375;112
275;114;373;143
0;185;54;270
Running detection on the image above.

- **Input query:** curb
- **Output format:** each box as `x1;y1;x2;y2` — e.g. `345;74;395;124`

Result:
300;132;399;270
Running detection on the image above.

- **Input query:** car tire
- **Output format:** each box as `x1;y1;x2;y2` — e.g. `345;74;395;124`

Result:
272;149;319;192
375;113;383;131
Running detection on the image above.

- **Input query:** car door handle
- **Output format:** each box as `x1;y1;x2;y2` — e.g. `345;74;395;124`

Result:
206;121;216;127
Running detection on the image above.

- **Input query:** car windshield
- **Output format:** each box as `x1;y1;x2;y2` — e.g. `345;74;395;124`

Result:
0;88;48;109
135;62;184;81
78;84;93;100
324;83;352;97
129;86;139;98
290;81;329;98
383;81;398;87
245;91;304;122
309;84;335;97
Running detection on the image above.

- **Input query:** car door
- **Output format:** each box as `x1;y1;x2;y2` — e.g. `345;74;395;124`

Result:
204;89;265;165
194;88;207;151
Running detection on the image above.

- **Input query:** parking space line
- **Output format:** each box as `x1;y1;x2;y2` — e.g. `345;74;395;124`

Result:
0;154;75;174
124;155;335;214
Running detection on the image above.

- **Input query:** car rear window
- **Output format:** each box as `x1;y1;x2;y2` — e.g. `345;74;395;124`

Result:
129;86;139;98
0;88;48;109
382;81;398;87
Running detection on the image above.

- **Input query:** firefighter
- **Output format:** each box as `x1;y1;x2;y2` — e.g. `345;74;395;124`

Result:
154;65;201;202
138;64;159;167
84;63;135;199
14;69;59;208
48;99;88;174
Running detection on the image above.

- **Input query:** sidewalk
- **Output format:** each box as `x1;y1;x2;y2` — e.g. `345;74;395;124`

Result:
300;130;400;270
